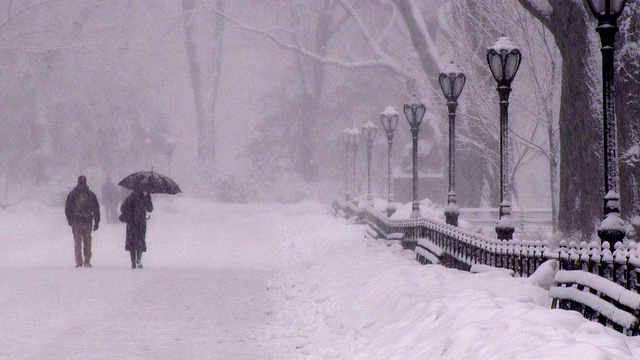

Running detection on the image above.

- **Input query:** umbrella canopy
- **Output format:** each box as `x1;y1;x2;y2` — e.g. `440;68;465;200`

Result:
118;171;181;195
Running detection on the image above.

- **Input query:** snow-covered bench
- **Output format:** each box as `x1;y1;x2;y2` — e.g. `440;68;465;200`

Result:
414;238;443;265
470;264;515;277
550;270;640;335
364;225;379;239
386;232;404;246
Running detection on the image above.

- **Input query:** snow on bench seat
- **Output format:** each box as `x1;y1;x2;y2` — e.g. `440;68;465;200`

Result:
364;225;378;239
551;270;640;332
415;246;440;264
414;238;443;265
386;233;404;241
554;270;640;310
550;286;638;330
416;238;444;256
470;264;515;277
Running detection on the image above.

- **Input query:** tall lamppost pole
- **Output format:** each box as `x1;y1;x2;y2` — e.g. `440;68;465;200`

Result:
362;121;378;207
349;127;360;204
585;0;627;245
380;107;399;217
439;61;466;227
487;36;522;241
404;94;426;219
341;128;352;201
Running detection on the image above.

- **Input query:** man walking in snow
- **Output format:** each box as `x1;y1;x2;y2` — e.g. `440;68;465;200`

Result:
120;183;153;269
65;175;100;268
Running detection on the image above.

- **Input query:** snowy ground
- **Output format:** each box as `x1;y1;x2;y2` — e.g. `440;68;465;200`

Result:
1;197;640;359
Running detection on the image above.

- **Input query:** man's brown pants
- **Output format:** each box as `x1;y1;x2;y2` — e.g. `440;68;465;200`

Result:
72;222;93;266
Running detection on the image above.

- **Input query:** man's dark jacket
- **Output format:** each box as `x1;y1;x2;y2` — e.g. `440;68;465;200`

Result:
65;184;101;225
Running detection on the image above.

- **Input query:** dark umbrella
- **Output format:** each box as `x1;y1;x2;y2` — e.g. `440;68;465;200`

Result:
118;170;181;195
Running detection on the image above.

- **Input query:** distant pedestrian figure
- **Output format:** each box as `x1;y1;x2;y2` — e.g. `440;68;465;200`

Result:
101;177;119;224
120;183;153;269
65;175;100;268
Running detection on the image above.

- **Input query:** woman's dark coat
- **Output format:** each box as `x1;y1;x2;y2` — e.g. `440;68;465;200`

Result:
120;192;153;252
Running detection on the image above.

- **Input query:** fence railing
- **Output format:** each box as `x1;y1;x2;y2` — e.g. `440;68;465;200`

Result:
333;200;640;335
556;240;640;292
360;201;552;277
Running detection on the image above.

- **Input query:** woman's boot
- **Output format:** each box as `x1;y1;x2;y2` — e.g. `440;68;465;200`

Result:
130;251;137;269
136;251;143;269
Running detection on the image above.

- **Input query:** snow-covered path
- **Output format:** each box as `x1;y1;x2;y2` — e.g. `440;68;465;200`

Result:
1;268;270;359
3;197;640;359
0;198;315;359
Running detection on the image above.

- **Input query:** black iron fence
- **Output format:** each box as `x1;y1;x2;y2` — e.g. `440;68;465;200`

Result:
359;202;551;277
556;240;640;292
334;200;640;335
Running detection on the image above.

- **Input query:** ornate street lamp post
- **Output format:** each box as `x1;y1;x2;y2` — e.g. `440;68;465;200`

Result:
380;106;399;217
487;36;522;240
585;0;627;245
362;121;378;206
341;128;352;201
404;94;426;218
348;127;360;204
439;61;466;227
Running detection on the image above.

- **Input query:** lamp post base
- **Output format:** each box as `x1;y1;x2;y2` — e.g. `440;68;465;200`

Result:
445;209;459;227
597;212;626;246
597;227;626;246
410;203;421;218
496;201;515;240
495;222;515;241
386;202;396;218
444;192;459;227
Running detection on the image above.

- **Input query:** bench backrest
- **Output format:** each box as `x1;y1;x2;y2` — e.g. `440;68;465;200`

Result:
550;269;640;335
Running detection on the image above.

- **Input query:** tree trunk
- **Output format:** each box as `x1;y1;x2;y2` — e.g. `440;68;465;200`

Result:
392;0;441;86
616;1;640;231
205;0;226;165
181;0;207;164
292;2;333;182
518;0;602;241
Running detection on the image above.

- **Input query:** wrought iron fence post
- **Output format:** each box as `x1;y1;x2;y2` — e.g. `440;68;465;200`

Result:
601;242;614;281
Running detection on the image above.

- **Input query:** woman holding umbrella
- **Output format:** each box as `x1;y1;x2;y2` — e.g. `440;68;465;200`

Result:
120;183;153;269
118;170;181;269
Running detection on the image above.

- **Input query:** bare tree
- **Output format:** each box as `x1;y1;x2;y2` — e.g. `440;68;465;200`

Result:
217;0;564;214
617;1;640;236
518;0;602;242
0;1;178;200
181;0;226;166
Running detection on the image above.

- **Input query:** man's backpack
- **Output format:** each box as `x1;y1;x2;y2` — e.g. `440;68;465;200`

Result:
73;191;92;220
